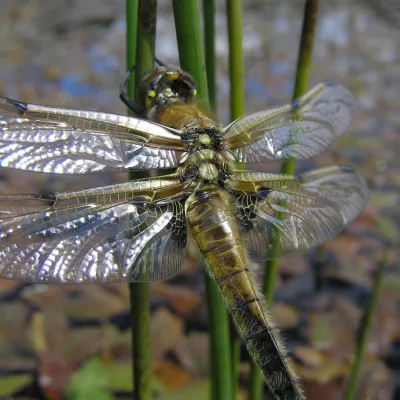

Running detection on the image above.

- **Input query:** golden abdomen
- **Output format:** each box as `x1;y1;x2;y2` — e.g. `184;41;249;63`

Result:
185;186;304;399
185;187;266;325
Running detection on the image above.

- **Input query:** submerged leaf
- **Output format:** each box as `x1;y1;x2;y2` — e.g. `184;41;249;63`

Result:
153;360;191;392
375;216;399;243
65;356;116;400
151;308;184;361
0;374;32;397
368;190;400;211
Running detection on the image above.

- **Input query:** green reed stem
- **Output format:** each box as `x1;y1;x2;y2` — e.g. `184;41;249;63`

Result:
229;320;241;397
345;254;387;399
226;0;245;395
248;1;319;399
227;0;245;121
173;2;233;399
126;0;138;100
203;0;216;111
248;261;280;400
126;1;157;399
282;0;319;175
133;1;157;91
204;274;234;400
172;1;208;102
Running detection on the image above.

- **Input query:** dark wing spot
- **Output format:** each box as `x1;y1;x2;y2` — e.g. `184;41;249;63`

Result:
339;165;354;173
6;98;28;114
257;187;272;199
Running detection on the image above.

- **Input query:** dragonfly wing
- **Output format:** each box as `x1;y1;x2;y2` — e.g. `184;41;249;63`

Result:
224;83;354;163
228;165;368;260
0;97;185;173
0;176;188;282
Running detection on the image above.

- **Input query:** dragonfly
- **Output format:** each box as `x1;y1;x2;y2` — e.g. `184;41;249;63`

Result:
0;66;368;400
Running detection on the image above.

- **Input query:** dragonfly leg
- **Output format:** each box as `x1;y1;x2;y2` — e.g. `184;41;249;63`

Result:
155;57;167;67
119;65;145;115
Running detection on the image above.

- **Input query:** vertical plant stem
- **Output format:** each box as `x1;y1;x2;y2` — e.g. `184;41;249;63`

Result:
204;273;234;400
344;254;387;399
126;1;157;399
203;3;228;398
226;0;245;395
126;0;138;99
203;0;216;111
133;1;157;86
173;2;233;399
172;0;208;102
227;0;245;120
282;0;319;175
248;1;319;399
229;320;240;398
130;280;151;400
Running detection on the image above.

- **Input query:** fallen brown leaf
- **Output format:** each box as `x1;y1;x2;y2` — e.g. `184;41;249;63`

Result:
151;307;184;361
153;359;191;392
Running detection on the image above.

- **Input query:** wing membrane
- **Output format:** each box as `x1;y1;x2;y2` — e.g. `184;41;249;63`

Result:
0;97;185;173
227;165;368;260
225;83;354;163
0;175;188;282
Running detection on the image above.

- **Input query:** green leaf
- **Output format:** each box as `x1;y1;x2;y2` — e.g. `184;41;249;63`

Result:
368;190;400;210
0;374;32;397
309;314;332;348
66;355;165;398
103;361;133;392
376;216;399;242
65;356;116;400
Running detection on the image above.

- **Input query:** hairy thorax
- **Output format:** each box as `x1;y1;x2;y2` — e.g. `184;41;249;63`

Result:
159;103;236;192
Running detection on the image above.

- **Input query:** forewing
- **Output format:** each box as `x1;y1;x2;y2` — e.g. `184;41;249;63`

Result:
0;97;185;173
0;176;188;282
228;165;368;260
225;83;354;163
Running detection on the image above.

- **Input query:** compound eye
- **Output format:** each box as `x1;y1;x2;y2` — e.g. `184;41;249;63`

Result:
145;90;157;109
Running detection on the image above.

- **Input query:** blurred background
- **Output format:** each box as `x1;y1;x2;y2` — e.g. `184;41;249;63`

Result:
0;0;399;399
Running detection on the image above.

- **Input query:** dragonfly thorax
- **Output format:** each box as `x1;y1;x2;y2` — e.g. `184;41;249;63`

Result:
179;149;235;190
181;125;225;153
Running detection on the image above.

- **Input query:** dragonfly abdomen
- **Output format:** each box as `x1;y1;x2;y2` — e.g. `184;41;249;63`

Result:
219;270;303;400
185;187;304;400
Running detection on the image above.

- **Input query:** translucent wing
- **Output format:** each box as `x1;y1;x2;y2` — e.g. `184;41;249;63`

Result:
224;83;354;163
227;165;368;260
0;175;188;282
0;97;185;173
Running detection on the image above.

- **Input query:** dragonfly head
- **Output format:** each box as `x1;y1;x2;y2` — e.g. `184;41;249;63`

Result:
137;67;197;114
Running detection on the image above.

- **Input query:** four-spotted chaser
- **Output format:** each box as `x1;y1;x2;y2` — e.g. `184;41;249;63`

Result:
0;67;368;399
